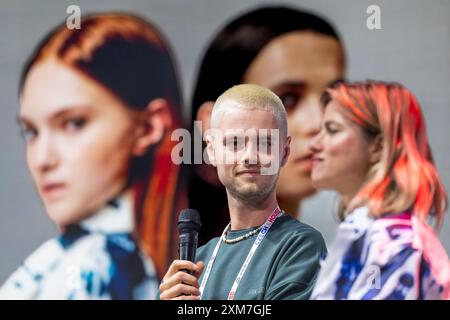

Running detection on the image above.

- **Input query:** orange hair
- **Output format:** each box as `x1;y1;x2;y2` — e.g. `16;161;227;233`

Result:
20;13;187;278
324;81;447;230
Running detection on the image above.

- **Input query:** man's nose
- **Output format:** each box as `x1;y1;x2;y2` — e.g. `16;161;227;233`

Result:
242;140;259;165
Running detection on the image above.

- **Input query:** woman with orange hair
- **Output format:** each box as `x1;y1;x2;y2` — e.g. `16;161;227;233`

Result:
309;80;449;299
0;13;186;299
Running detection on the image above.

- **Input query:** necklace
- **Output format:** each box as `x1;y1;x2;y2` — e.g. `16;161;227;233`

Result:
200;207;283;299
221;224;263;244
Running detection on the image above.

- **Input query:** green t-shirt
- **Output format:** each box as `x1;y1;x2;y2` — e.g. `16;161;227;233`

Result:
196;215;327;300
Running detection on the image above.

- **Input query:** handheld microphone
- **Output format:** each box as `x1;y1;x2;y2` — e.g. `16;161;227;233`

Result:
177;209;201;274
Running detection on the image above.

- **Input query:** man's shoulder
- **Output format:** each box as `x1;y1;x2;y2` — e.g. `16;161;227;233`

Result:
273;215;325;242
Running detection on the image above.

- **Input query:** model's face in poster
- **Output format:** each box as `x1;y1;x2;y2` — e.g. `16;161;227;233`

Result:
243;31;345;201
19;59;142;227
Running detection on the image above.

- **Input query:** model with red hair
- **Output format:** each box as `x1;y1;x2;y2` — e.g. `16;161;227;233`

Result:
0;13;186;299
309;80;449;299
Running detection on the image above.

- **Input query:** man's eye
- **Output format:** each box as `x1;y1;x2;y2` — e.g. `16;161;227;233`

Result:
226;138;244;150
258;139;272;148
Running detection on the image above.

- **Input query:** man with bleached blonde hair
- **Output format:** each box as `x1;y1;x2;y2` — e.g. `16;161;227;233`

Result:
211;84;288;137
160;84;326;300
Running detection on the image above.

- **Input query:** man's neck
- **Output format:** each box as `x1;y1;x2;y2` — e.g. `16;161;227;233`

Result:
226;191;279;230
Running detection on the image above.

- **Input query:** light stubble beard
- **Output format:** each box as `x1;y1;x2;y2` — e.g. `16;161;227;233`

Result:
225;174;279;209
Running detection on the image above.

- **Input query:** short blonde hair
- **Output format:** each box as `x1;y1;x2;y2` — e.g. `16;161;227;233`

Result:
210;84;288;138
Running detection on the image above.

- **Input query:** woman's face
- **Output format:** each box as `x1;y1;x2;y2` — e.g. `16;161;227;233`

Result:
309;100;373;197
243;31;345;201
19;59;143;227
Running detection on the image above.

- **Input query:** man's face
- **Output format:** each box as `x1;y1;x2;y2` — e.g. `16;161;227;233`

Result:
206;105;290;204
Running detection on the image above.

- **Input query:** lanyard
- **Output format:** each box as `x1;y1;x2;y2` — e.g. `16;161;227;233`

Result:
199;206;283;300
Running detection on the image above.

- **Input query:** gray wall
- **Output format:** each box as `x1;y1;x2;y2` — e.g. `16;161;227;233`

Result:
1;0;449;283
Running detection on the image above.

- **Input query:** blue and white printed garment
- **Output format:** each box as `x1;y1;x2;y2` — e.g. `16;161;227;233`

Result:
0;195;158;300
311;207;450;300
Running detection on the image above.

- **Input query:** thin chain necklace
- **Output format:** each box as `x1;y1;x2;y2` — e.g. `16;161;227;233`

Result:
221;224;263;244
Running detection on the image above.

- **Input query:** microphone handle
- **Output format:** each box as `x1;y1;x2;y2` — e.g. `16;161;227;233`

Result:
179;232;198;274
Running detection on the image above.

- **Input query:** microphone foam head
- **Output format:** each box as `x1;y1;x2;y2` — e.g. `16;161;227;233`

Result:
178;209;201;233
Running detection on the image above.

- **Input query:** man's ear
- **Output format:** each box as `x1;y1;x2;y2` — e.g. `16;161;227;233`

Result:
280;136;291;167
196;101;214;133
369;134;383;164
205;134;216;167
132;98;172;156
